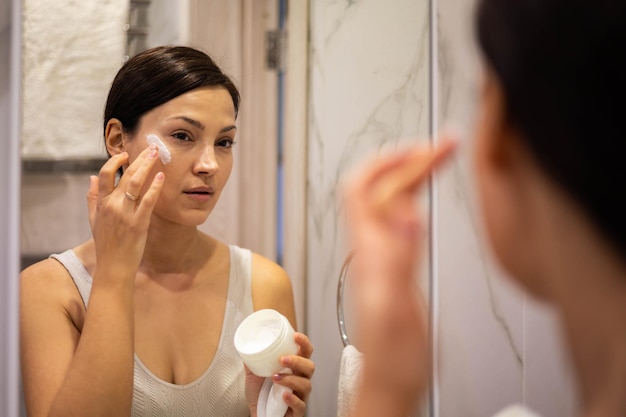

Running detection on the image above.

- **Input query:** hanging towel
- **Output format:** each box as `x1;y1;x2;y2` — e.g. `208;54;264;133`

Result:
337;344;364;417
493;404;541;417
22;0;128;159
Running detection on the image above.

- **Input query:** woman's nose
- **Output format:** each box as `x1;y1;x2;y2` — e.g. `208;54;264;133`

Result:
194;145;219;175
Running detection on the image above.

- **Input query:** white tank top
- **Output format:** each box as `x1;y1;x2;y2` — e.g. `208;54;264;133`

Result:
51;245;253;417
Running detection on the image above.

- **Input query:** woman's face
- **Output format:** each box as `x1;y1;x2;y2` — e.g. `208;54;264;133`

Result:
124;86;237;227
472;68;551;299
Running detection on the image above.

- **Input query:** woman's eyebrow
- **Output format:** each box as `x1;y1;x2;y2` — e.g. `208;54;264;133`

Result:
170;116;205;130
168;116;236;134
220;125;237;133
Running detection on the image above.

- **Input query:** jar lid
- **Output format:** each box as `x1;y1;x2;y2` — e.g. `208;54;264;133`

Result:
234;309;286;356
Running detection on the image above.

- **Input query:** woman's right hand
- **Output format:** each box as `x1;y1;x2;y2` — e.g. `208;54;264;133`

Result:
87;145;164;279
343;137;456;417
20;146;165;417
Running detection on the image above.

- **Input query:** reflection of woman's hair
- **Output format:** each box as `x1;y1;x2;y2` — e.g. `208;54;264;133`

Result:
103;45;241;140
477;0;626;259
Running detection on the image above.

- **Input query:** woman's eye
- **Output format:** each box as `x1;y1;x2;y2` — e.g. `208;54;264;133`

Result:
216;138;235;148
173;132;192;141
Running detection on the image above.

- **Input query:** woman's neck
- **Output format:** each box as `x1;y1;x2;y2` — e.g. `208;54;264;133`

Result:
520;169;626;417
139;216;216;276
542;209;626;417
559;260;626;417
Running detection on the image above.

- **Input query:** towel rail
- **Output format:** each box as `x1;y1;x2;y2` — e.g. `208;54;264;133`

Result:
337;251;355;347
124;0;151;61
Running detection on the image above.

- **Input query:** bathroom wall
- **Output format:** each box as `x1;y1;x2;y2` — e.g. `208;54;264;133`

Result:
433;0;578;415
305;1;432;415
305;0;579;416
20;0;129;263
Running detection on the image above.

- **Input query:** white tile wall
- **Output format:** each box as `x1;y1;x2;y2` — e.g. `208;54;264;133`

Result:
306;1;431;415
305;1;580;416
434;0;578;415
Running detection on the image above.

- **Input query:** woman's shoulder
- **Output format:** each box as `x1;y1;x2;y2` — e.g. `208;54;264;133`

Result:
223;242;289;284
245;249;296;324
21;242;93;306
250;251;289;282
20;253;81;307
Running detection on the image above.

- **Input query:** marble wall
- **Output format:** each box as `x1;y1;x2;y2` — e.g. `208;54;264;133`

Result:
306;1;431;416
305;0;579;416
434;0;578;416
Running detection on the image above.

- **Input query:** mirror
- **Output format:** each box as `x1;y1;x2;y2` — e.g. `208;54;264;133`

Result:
14;1;579;417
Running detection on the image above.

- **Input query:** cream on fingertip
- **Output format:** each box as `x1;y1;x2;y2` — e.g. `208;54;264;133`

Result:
146;133;172;165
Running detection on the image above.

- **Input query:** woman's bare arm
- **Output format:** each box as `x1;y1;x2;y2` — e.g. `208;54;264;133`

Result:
250;254;315;417
20;146;164;417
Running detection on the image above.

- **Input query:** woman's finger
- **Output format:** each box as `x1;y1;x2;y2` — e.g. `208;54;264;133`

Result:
294;333;313;359
279;355;315;379
344;135;456;229
97;152;128;197
370;138;456;216
133;172;165;222
344;148;417;216
272;372;312;399
283;389;307;417
87;175;99;230
118;146;160;204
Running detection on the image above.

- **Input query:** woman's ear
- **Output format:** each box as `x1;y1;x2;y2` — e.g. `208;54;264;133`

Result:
105;118;125;156
479;69;516;169
480;68;536;178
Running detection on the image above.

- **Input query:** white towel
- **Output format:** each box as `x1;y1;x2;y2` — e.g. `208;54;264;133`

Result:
337;344;363;417
22;0;128;159
493;404;541;417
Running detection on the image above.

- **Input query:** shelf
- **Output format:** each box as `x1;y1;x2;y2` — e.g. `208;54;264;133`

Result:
22;158;107;174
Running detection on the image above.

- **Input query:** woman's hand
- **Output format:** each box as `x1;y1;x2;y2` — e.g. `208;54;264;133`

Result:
274;332;315;416
244;367;265;417
87;146;164;280
244;332;315;417
343;137;456;417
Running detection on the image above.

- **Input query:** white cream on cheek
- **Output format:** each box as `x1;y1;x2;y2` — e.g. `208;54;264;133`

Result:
146;133;172;165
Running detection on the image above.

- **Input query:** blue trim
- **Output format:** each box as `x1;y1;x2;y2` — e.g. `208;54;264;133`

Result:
276;0;288;265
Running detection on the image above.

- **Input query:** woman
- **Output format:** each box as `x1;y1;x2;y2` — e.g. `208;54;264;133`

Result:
20;46;314;417
344;0;626;416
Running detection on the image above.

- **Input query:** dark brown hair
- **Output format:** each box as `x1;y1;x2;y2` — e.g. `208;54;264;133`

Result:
477;0;626;258
103;45;240;144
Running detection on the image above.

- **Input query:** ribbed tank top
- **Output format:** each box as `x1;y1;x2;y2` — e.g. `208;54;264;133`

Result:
50;245;253;417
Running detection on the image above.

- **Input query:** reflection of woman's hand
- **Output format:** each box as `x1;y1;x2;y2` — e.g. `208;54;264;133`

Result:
343;137;456;417
244;366;264;417
244;333;315;417
87;146;164;280
274;332;315;417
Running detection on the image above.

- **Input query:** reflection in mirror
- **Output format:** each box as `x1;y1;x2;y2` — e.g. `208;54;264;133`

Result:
304;0;432;415
20;0;130;268
18;1;310;417
433;0;579;415
336;251;365;417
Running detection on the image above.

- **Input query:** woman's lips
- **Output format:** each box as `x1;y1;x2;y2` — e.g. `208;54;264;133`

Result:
183;187;214;202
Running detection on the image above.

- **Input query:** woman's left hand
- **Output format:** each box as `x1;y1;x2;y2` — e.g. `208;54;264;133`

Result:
245;332;315;417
